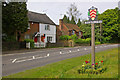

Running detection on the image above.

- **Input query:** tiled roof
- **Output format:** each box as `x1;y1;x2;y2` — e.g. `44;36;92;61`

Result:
28;11;56;25
64;23;81;32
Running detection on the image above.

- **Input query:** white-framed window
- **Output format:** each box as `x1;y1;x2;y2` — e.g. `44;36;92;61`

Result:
79;31;81;35
45;25;50;30
47;36;52;42
25;35;30;39
72;30;75;35
28;23;30;29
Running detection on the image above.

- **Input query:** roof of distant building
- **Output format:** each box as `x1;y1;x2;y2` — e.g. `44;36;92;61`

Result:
64;23;81;32
28;11;56;25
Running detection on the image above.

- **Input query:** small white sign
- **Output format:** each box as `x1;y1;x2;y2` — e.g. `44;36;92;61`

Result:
85;20;102;24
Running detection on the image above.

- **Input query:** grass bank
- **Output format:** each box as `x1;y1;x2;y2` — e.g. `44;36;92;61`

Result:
4;47;119;78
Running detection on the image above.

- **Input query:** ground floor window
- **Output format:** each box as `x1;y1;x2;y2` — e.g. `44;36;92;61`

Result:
47;36;52;42
25;35;30;39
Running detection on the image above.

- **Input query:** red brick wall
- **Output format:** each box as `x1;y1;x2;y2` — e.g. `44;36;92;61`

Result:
56;25;62;42
20;22;39;41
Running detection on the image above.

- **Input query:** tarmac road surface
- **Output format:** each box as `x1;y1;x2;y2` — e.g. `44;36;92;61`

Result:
2;44;118;76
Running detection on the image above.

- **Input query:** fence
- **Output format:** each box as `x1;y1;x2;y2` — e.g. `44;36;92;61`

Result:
2;41;26;51
46;42;64;48
34;42;46;48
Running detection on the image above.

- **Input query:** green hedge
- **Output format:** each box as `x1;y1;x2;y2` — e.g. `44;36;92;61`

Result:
75;38;91;44
95;42;101;45
24;39;34;48
59;34;77;41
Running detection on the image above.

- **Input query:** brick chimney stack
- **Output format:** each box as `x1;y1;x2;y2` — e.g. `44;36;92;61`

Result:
59;19;63;30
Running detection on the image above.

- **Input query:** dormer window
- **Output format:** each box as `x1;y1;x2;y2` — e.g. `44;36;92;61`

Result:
45;25;50;30
28;23;30;29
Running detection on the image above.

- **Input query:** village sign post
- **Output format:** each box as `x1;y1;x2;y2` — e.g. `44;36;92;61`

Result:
85;6;102;67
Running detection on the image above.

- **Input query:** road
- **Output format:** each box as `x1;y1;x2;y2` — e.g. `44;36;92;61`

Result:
2;44;118;76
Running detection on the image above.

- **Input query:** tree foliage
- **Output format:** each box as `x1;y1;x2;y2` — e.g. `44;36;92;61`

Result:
2;2;28;40
63;15;69;23
98;7;119;43
80;20;91;39
70;16;76;24
77;18;81;27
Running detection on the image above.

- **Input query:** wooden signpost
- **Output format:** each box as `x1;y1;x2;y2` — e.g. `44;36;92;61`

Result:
85;6;102;67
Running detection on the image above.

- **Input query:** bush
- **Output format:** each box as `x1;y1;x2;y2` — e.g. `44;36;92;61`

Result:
24;39;34;48
59;35;70;40
75;38;91;44
2;35;16;42
71;34;78;41
59;34;77;41
95;42;101;45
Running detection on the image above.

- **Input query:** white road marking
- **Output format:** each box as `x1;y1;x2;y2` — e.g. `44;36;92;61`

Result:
47;54;50;57
60;51;62;54
44;54;50;57
12;59;17;63
33;56;35;59
35;57;42;59
84;48;87;50
10;44;118;63
15;59;31;63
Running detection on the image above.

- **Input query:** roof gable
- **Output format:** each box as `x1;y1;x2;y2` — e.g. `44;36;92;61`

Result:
64;23;81;32
28;11;56;25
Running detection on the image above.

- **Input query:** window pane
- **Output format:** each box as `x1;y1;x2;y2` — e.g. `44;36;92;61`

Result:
28;23;30;29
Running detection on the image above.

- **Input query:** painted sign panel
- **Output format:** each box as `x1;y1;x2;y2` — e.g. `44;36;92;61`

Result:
88;6;99;21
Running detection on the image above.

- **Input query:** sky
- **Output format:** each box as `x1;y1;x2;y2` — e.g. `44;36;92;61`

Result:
27;0;119;25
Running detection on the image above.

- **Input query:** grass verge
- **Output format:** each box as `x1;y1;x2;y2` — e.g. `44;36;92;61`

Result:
3;48;118;78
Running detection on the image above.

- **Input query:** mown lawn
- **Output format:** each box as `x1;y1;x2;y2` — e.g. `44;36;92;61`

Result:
3;47;119;78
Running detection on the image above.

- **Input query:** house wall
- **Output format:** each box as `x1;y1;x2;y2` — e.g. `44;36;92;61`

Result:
56;25;62;42
20;22;39;41
39;23;56;43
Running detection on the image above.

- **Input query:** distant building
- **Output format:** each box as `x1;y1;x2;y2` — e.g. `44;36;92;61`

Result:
57;19;83;39
20;11;56;47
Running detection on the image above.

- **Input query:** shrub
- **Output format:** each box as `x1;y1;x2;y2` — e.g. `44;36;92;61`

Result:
74;38;91;44
59;35;70;40
24;39;34;48
71;34;78;41
2;35;16;42
95;42;101;45
59;34;77;41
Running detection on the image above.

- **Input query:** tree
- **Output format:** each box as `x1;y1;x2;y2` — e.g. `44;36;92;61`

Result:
80;20;91;39
2;2;28;41
77;18;81;27
70;16;76;24
67;17;70;23
98;7;119;43
66;3;81;23
63;15;68;23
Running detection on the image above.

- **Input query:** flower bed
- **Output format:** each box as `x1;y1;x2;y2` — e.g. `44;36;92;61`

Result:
78;60;107;74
